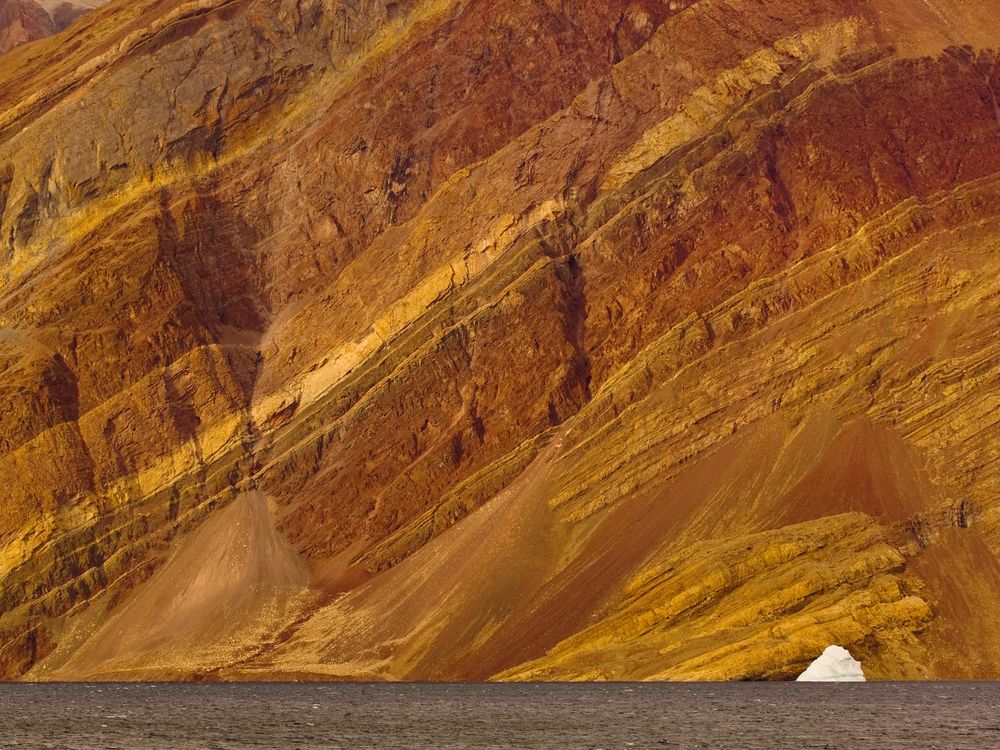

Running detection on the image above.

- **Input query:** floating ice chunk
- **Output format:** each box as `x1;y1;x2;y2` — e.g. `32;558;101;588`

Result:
796;645;866;682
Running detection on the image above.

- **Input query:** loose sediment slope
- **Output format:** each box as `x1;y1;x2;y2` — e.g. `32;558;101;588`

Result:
1;0;999;681
32;491;310;679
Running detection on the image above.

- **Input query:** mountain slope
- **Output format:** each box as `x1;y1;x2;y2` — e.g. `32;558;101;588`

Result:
1;0;1000;681
0;0;105;54
0;0;53;54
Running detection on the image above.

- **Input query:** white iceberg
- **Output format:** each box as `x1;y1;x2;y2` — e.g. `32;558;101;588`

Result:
796;645;866;682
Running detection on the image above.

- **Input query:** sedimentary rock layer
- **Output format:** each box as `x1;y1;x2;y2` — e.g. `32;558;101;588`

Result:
1;0;999;681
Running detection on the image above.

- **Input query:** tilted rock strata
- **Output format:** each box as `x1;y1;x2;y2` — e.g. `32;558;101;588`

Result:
0;0;999;680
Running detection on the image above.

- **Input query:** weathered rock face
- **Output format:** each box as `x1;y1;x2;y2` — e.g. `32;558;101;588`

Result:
44;3;92;32
1;0;999;681
0;0;53;54
0;0;103;54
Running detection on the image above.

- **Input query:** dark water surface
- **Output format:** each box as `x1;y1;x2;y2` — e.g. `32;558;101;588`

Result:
0;682;997;749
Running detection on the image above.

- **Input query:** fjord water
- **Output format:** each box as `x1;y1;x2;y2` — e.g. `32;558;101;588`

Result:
0;682;995;749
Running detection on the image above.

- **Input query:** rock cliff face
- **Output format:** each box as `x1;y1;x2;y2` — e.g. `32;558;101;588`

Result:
0;0;103;54
1;0;999;681
0;0;53;54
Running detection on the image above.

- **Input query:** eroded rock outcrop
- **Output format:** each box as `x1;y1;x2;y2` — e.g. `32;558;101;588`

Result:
1;0;1000;681
0;0;104;55
0;0;53;54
